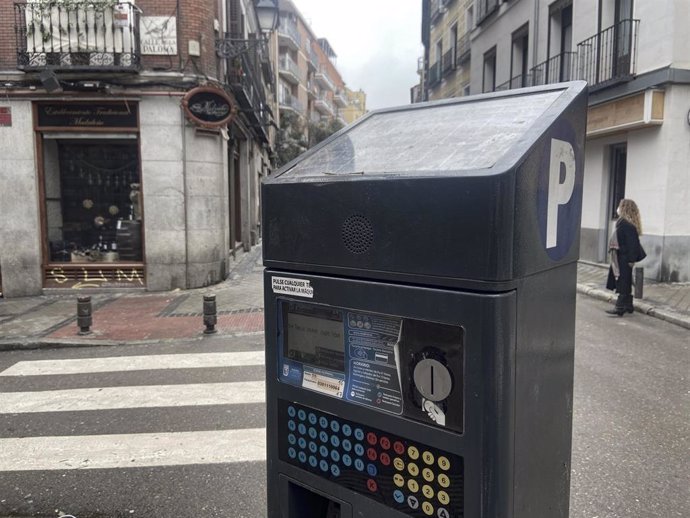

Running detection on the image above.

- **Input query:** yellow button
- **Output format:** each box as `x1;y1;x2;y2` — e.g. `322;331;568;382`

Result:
422;501;434;516
393;457;405;471
407;479;419;493
422;485;435;499
438;490;450;505
422;451;435;465
407;462;419;477
408;446;420;460
422;468;434;482
393;473;405;488
438;473;450;488
438;456;451;471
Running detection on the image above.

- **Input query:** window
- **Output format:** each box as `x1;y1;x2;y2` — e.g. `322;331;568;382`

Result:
548;1;574;82
609;143;627;219
483;47;496;93
466;5;474;32
451;23;458;63
510;24;529;87
476;0;499;25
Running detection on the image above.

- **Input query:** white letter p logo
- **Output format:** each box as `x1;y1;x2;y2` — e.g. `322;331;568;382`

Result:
547;138;576;249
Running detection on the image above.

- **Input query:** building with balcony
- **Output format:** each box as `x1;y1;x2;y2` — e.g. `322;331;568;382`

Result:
417;0;690;282
0;0;278;297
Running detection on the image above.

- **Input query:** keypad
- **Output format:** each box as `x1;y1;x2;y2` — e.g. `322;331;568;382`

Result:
279;400;464;518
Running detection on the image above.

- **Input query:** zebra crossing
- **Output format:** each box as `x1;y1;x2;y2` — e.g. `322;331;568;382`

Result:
0;342;268;516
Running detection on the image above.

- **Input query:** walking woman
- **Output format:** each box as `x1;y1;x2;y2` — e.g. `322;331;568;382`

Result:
606;199;646;316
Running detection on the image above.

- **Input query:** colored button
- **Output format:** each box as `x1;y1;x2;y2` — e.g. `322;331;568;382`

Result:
319;416;329;428
298;451;307;463
437;490;450;505
379;436;391;450
319;445;329;458
408;463;419;477
408;446;420;460
422;451;435;465
320;460;329;472
380;452;391;466
407;479;419;493
354;428;365;441
367;432;378;446
309;442;318;453
297;409;307;421
393;490;405;504
342;424;352;437
393;441;405;455
331;464;341;477
342;439;352;452
288;433;296;445
393;473;405;488
288;447;296;459
422;485;435;499
342;454;352;467
422;501;434;516
287;420;296;432
298;423;307;435
407;495;419;510
309;455;318;467
422;468;435;482
438;456;451;471
298;437;307;449
330;450;341;463
366;463;378;477
366;448;378;461
367;479;378;492
287;406;296;417
354;444;365;456
319;431;329;443
393;458;405;471
330;420;340;433
330;435;340;448
308;427;317;439
308;413;317;425
354;458;365;472
438;474;450;488
437;508;450;518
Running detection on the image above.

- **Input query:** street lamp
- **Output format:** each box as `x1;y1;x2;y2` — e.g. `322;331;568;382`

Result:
216;0;279;59
255;0;280;33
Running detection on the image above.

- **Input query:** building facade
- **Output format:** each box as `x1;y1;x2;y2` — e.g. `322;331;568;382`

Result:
418;0;690;282
0;0;278;297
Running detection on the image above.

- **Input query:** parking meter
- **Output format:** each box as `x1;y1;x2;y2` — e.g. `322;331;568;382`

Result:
263;82;587;518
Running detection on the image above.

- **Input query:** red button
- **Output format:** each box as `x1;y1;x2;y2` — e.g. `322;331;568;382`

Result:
393;441;405;455
379;437;391;450
380;452;391;466
367;447;378;461
367;479;378;492
367;432;378;446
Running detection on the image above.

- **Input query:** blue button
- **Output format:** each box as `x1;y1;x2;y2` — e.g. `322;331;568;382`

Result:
354;458;365;472
297;409;307;421
330;420;340;433
320;460;329;472
342;424;352;437
320;445;329;458
298;451;307;463
287;406;296;418
309;455;318;467
354;428;365;441
309;442;318;453
298;437;307;449
330;450;340;462
298;423;307;435
308;413;317;425
319;431;329;443
319;416;329;428
354;443;365;456
288;447;296;459
287;433;296;445
342;439;352;452
288;420;296;432
342;454;352;467
393;490;405;504
367;463;378;477
330;435;340;448
331;464;341;477
309;427;317;439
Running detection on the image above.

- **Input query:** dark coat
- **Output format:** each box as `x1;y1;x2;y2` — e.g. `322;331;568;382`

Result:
606;218;646;292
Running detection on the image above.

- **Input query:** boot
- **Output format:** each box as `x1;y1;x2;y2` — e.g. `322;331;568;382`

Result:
625;295;634;314
606;307;625;316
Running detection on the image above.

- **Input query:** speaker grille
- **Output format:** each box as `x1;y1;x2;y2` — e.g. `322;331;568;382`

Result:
342;214;373;254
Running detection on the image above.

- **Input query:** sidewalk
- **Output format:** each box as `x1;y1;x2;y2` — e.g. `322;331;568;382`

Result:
1;252;688;351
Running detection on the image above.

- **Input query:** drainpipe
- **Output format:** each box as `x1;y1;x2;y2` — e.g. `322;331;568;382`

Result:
181;107;189;289
533;0;540;73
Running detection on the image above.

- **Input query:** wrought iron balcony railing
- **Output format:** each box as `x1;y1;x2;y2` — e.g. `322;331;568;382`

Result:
427;61;441;87
577;19;639;89
278;20;301;49
14;1;140;71
456;34;471;65
442;48;455;75
531;51;577;86
495;73;532;92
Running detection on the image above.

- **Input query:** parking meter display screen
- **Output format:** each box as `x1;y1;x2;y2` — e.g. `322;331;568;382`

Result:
285;303;345;372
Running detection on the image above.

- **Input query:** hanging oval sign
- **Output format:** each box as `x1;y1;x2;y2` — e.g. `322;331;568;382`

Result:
182;86;237;128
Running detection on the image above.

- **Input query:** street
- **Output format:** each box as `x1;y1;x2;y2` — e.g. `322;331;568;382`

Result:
0;295;688;518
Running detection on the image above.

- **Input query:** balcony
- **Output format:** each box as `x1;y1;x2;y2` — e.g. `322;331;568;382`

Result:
495;73;531;92
279;54;301;85
314;65;335;91
278;21;301;52
14;1;140;71
306;80;318;99
333;89;348;108
309;48;319;70
313;94;334;116
442;49;456;76
427;61;441;88
577;19;639;90
531;52;577;86
456;34;471;65
279;93;303;114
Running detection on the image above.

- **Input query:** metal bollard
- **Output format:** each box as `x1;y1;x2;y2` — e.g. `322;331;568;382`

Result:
203;294;218;334
77;296;93;335
634;267;644;299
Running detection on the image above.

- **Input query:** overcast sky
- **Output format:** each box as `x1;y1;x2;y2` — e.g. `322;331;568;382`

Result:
293;0;423;111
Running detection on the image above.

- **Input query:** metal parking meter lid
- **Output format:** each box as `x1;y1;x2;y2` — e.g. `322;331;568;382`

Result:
263;82;588;290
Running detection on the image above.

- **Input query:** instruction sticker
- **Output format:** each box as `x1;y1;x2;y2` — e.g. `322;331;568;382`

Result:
272;277;314;298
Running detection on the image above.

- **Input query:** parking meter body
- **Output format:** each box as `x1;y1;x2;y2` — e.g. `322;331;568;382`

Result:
263;83;588;518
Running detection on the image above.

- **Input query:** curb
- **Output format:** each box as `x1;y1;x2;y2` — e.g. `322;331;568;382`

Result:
577;283;690;330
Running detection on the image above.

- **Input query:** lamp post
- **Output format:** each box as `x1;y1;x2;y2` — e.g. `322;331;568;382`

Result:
216;0;279;59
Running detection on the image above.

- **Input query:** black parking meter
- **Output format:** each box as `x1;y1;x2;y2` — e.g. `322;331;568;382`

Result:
263;82;587;518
